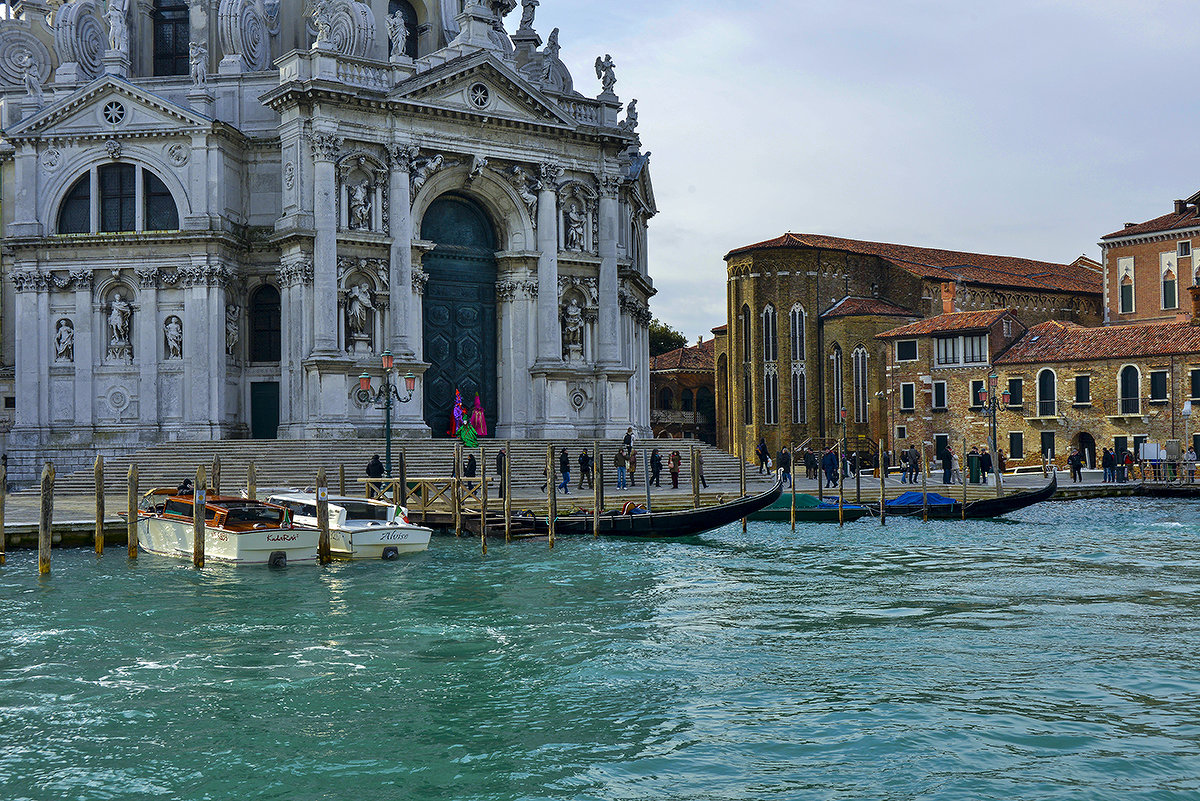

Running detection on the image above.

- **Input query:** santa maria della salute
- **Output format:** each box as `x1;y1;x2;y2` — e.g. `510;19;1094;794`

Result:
0;0;657;483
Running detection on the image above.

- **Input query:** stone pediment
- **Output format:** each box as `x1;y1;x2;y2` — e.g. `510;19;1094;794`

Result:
396;54;579;129
5;75;213;141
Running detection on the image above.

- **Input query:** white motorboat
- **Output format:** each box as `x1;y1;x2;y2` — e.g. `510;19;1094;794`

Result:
136;489;320;566
265;492;432;560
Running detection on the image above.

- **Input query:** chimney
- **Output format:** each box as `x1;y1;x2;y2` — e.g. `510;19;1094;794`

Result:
1124;222;1136;228
1177;200;1188;215
942;281;956;315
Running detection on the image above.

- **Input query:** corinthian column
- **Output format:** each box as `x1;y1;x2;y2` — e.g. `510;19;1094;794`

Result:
311;129;342;355
388;142;419;357
535;162;563;364
598;175;621;365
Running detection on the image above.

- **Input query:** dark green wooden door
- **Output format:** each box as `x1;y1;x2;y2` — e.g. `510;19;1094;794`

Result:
420;195;497;438
250;382;279;439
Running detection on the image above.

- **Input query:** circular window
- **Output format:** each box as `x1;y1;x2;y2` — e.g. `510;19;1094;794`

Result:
468;83;490;109
102;101;126;126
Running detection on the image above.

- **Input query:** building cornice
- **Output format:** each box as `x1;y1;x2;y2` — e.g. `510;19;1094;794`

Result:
1099;223;1200;249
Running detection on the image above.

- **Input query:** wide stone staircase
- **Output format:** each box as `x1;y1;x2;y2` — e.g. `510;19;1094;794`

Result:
24;438;771;499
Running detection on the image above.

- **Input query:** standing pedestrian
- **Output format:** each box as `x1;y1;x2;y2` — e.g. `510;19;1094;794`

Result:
1101;447;1115;483
365;453;384;497
496;448;506;498
941;445;953;485
1067;448;1083;483
755;437;770;474
778;446;791;487
822;448;838;488
649;448;663;487
1185;446;1197;483
623;426;634;450
615;448;628;490
557;447;571;494
696;449;709;488
668;450;682;489
980;447;993;485
464;452;477;492
906;442;921;484
578;449;592;489
628;448;638;485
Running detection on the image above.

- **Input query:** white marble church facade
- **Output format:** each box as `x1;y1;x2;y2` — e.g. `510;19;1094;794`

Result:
0;0;656;481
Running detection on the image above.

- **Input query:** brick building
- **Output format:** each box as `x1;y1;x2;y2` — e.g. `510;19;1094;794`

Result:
1101;194;1200;326
713;233;1103;459
650;337;716;443
878;287;1200;468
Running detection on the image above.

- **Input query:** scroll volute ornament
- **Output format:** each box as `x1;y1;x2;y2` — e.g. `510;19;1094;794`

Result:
218;0;280;72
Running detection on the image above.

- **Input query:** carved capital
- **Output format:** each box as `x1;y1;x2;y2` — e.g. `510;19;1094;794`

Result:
311;132;343;162
598;174;622;199
70;269;94;290
412;269;428;295
279;257;314;288
537;161;563;191
495;279;519;302
136;267;158;289
387;142;420;173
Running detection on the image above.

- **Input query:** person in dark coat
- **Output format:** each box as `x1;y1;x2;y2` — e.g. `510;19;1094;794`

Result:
821;448;838;488
557;447;571;494
1067;448;1083;483
980;448;993;484
464;453;477;491
905;443;921;484
755;437;770;474
941;446;953;485
578;449;592;489
623;427;634;449
778;447;792;487
649;448;663;487
1101;447;1115;483
668;450;682;489
365;453;384;496
496;448;506;497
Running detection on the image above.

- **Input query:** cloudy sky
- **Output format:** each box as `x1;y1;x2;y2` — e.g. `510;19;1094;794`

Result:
526;0;1197;341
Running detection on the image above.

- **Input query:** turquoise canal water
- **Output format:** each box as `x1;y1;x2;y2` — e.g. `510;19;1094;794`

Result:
3;498;1200;800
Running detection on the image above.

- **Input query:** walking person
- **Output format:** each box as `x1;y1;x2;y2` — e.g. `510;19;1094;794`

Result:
696;449;709;489
649;448;663;487
778;446;792;487
1067;448;1083;483
615;447;628;490
557;447;571;494
1185;446;1197;484
464;452;477;492
668;450;682;489
949;451;962;485
906;442;921;484
578;449;592;490
755;437;770;474
623;426;634;450
804;448;817;481
628;448;638;485
822;448;838;488
980;447;993;485
496;447;506;498
365;453;384;497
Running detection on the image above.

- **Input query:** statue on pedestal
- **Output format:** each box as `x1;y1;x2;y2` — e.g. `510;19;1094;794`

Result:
106;0;129;55
594;53;616;94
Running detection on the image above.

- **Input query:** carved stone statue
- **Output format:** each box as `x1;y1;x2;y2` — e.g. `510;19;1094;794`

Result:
509;165;538;213
311;0;334;48
595;53;616;94
346;283;373;338
105;0;129;55
519;0;538;30
563;298;583;356
349;181;371;229
411;154;444;194
564;200;586;251
225;305;239;355
387;9;409;58
619;98;638;133
55;319;74;363
541;28;560;81
164;316;183;360
17;50;44;104
469;155;488;181
189;41;208;85
108;292;132;360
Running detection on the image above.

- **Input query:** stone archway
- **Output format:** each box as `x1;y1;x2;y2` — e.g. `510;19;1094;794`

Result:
420;193;498;437
1075;431;1097;468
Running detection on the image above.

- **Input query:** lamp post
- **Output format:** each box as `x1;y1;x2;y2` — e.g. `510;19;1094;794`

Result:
978;371;1010;496
358;350;416;477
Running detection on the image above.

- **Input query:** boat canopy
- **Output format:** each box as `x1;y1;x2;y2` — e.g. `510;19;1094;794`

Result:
887;491;957;506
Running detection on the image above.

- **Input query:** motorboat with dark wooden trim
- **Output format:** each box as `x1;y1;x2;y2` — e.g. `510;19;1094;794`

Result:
136;489;320;566
874;474;1057;519
533;474;784;538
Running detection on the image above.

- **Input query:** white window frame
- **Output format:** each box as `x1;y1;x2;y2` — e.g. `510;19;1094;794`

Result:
932;380;947;411
895;339;918;362
1118;256;1135;314
1179;240;1192;258
969;379;985;409
899;382;915;411
1162;252;1179;310
895;425;907;441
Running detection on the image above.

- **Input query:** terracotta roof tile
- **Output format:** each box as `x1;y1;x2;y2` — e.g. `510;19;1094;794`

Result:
651;338;716;372
821;296;915;319
725;232;1100;295
876;309;1013;339
1102;208;1200;240
994;320;1200;364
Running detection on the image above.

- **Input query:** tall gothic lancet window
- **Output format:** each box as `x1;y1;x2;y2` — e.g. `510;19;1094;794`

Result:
789;305;804;362
852;345;869;424
741;304;753;424
153;0;190;76
791;364;806;424
250;285;282;363
761;305;777;362
831;343;844;417
764;364;778;425
388;0;420;59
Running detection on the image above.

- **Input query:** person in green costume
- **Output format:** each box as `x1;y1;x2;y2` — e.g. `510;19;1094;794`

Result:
458;421;478;448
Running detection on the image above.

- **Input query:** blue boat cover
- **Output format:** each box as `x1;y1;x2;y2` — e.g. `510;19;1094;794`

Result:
886;491;957;506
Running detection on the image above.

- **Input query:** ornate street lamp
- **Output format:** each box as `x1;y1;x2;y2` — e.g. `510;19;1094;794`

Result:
357;349;416;477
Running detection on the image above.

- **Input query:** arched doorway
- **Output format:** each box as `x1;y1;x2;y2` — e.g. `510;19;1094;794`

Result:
1075;432;1096;468
420;194;498;438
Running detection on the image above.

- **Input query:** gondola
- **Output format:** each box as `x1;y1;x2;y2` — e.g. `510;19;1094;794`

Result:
875;474;1057;519
533;474;784;538
749;493;870;523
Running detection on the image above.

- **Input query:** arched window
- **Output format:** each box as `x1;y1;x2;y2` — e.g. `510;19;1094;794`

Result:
763;364;778;425
789;305;804;362
153;0;190;76
852;346;869;423
681;388;693;412
388;0;420;59
831;343;844;415
1119;365;1140;415
57;165;180;234
1037;369;1057;417
743;365;753;425
791;364;806;424
658;387;673;410
58;174;90;234
249;285;281;363
740;304;752;363
1163;268;1178;310
761;304;777;362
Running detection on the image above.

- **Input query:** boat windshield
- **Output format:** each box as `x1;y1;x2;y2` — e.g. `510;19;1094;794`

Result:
338;500;391;521
220;502;286;526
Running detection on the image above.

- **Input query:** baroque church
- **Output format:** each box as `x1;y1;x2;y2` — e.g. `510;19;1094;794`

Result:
0;0;656;482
